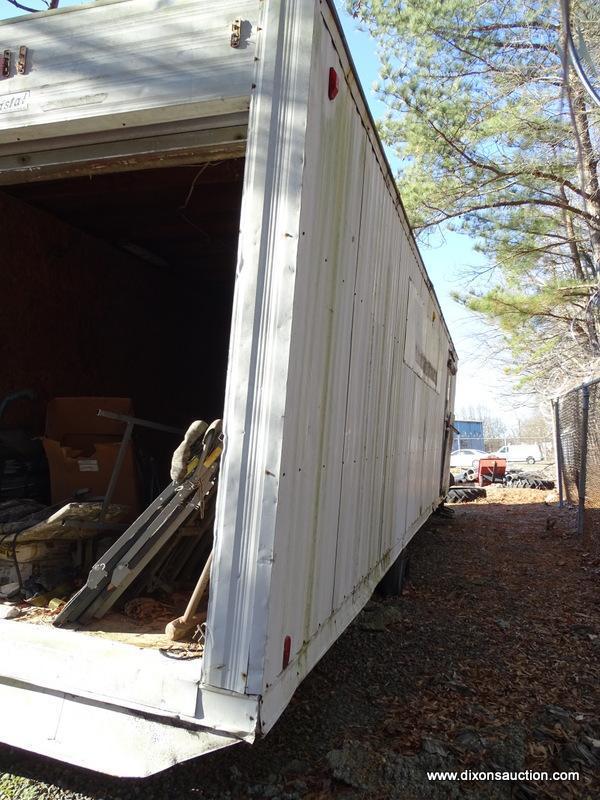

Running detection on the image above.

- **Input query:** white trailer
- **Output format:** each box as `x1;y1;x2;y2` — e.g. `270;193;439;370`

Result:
0;0;457;776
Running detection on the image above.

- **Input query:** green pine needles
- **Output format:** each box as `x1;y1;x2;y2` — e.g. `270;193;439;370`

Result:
350;0;600;394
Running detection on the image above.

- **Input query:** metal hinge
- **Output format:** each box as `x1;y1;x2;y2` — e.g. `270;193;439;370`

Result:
17;46;27;75
231;19;242;48
1;50;11;79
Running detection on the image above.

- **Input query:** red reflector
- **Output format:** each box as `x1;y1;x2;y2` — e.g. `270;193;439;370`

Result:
282;635;292;669
328;67;339;100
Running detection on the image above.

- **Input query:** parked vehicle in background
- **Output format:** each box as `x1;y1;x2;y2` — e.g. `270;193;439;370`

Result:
491;444;543;464
450;448;489;468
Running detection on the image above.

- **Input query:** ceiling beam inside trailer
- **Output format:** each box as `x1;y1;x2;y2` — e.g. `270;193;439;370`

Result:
4;158;245;282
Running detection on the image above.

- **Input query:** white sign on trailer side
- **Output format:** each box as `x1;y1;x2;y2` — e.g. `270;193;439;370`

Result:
0;91;30;113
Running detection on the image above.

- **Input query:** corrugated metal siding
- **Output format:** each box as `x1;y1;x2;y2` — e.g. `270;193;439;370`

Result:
202;0;317;696
0;0;259;144
259;5;454;698
203;0;455;727
337;148;410;605
264;17;368;654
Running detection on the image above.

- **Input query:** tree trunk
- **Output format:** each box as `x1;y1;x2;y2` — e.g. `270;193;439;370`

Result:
569;82;600;277
567;81;600;354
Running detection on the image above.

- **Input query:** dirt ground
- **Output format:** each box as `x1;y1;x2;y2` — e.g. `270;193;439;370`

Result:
1;487;599;800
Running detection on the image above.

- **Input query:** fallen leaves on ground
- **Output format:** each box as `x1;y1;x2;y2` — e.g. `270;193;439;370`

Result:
1;487;598;800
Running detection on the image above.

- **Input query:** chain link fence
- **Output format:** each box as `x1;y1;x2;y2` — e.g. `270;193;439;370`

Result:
554;378;600;535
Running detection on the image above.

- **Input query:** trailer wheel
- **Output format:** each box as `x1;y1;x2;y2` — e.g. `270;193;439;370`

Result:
526;456;535;464
446;486;487;503
377;551;410;597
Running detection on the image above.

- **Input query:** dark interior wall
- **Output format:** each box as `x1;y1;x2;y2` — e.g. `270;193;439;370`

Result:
0;188;235;436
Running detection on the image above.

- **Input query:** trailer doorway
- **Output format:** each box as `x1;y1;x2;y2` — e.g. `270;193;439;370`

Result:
0;148;245;648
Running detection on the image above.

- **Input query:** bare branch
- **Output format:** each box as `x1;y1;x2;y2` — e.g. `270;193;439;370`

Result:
4;0;42;10
418;198;598;230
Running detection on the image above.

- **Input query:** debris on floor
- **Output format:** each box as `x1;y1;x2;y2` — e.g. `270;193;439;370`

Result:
0;411;222;651
53;418;222;631
0;604;21;620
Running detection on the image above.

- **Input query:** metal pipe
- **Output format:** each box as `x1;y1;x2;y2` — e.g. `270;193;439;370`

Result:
97;409;183;436
577;385;590;536
556;375;600;400
0;389;34;422
96;409;185;520
552;399;564;508
100;420;134;521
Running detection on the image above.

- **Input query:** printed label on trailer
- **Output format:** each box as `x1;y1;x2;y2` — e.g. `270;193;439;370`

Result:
403;278;443;392
0;91;29;114
78;459;100;473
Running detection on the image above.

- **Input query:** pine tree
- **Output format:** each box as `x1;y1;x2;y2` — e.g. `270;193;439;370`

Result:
349;0;600;395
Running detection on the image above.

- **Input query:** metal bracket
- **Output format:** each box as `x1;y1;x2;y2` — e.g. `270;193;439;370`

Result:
230;19;242;48
17;46;27;75
96;409;184;522
2;50;11;79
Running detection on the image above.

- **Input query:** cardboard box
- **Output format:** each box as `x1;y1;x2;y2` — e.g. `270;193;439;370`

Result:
42;398;139;514
45;397;134;448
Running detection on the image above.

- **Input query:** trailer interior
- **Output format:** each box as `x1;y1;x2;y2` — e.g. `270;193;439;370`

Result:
0;151;246;651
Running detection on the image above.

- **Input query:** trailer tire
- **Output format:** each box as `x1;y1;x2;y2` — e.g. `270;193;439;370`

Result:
512;476;554;490
504;469;525;485
377;551;410;597
446;486;487;503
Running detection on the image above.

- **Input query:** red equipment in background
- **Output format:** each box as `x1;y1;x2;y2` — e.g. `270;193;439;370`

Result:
477;457;507;487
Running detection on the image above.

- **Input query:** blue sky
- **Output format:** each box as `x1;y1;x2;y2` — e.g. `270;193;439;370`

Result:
0;0;527;422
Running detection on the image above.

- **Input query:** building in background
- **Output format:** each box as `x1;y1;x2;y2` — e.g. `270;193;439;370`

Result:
453;419;484;450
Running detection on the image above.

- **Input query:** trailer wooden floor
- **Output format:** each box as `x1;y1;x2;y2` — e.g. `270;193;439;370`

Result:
13;592;207;651
1;487;598;799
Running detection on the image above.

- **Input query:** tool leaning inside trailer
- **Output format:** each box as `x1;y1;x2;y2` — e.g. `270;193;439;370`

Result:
54;419;223;629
